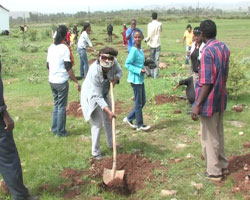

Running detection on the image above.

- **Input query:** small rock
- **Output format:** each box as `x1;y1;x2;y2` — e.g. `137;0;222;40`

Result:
244;164;249;171
174;109;182;114
215;190;220;195
191;182;203;190
160;189;177;197
244;175;249;183
194;183;203;190
15;116;20;121
175;158;184;163
232;187;240;193
186;153;194;159
115;130;120;135
176;143;187;149
90;180;97;184
239;131;244;136
232;104;243;112
243;142;250;148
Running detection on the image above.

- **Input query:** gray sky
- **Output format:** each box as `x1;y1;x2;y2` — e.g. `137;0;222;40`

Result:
1;0;247;13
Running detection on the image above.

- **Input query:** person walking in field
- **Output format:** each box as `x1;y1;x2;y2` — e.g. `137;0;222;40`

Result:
191;20;230;182
122;24;128;46
144;12;162;78
0;57;38;200
126;19;143;53
123;29;150;131
47;25;81;137
80;47;123;160
77;22;94;79
183;24;193;65
107;23;113;43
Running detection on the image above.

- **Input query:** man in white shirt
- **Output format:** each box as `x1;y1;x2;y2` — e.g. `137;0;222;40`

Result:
144;12;162;78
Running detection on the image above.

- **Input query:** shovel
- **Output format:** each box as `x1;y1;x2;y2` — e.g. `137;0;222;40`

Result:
103;82;125;185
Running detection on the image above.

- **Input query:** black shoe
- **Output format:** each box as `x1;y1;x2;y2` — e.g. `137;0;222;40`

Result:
204;172;222;182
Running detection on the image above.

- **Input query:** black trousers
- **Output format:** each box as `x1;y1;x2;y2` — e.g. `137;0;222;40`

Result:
0;121;30;200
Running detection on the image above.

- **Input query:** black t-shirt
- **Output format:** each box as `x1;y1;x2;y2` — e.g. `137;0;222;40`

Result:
191;48;199;73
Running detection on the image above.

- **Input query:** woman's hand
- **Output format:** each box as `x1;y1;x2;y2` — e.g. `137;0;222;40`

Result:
104;107;116;122
110;77;119;87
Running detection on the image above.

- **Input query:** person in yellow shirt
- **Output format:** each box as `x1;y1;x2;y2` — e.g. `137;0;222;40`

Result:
183;24;194;65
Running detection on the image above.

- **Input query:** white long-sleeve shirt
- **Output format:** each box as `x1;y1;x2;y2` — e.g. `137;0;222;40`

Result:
145;20;162;48
77;31;93;49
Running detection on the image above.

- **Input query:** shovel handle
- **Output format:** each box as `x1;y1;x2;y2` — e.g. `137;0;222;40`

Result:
110;82;117;174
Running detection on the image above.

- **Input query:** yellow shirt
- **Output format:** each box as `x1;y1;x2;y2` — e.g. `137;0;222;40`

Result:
184;30;193;46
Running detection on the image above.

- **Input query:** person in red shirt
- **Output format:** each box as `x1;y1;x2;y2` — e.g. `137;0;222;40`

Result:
66;28;71;46
122;24;127;46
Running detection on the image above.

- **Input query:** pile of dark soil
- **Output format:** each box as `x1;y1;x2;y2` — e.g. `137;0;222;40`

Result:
39;168;85;199
66;101;124;118
228;153;250;198
154;94;177;105
87;153;162;195
66;101;82;118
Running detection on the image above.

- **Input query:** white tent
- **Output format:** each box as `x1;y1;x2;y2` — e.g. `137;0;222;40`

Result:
0;5;9;32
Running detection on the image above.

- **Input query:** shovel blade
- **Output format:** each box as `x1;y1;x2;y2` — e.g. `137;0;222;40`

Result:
103;168;125;185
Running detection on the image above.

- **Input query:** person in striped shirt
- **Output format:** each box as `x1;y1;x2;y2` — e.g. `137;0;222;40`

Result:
191;20;230;182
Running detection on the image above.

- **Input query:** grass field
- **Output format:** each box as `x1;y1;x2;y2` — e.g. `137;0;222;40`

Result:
0;18;250;200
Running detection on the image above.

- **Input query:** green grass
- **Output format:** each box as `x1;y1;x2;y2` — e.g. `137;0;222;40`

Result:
0;18;249;199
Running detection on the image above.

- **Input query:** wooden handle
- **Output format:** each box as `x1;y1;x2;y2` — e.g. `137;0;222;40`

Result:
110;82;117;173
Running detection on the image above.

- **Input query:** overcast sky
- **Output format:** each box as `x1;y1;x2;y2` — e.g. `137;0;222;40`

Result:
1;0;247;13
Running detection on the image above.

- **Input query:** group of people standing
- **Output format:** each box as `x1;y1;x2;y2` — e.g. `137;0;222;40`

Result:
47;17;231;184
0;15;231;200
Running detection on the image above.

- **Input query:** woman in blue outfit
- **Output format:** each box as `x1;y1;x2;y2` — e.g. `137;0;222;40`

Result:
123;29;151;131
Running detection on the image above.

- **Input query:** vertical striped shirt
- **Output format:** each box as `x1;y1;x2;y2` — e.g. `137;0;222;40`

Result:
195;39;230;117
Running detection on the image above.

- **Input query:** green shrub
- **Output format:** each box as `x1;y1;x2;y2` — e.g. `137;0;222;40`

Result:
227;55;249;99
40;29;51;40
28;29;38;41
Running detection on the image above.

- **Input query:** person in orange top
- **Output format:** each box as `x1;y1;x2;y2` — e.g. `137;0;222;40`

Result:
183;24;194;65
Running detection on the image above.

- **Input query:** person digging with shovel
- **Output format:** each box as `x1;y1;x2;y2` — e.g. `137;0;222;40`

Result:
80;47;123;160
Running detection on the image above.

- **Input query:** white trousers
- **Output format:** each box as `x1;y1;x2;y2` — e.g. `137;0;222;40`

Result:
90;100;113;156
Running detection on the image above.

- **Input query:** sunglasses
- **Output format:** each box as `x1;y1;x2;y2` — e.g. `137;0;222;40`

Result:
101;55;114;61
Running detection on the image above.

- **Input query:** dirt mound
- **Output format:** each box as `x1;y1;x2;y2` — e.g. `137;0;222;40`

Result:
94;42;104;46
154;94;177;105
66;101;82;118
228;154;250;198
67;101;124;118
87;153;162;195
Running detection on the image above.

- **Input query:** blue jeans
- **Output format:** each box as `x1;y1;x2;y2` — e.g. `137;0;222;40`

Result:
50;81;69;136
149;46;161;78
0;123;30;200
127;83;146;128
77;48;89;77
185;45;191;65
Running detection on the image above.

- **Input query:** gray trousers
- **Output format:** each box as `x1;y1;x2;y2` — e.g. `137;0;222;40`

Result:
0;122;30;200
90;98;113;157
145;46;161;78
200;112;228;176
